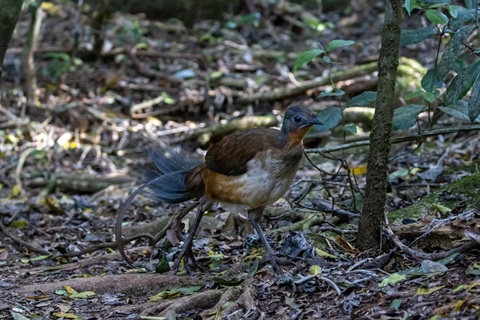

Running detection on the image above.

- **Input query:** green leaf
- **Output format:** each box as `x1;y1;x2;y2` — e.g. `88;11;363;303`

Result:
54;289;68;296
400;27;438;47
421;67;444;92
466;269;480;276
425;92;436;103
469;75;480;122
393;104;427;130
390;298;403;310
239;12;261;27
344;124;357;133
448;5;459;18
319;89;345;97
424;1;450;7
312;107;342;132
426;9;449;25
293;49;324;71
404;90;424;100
213;276;244;286
439;100;470;121
70;291;96;299
404;0;418;15
325;39;355;52
379;273;407;287
443;60;480;106
149;286;202;302
346;91;377;107
450;7;477;30
464;0;476;9
161;91;176;105
11;312;30;320
438;25;475;78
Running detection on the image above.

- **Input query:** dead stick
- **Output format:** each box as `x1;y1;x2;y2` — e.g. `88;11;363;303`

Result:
0;222;51;256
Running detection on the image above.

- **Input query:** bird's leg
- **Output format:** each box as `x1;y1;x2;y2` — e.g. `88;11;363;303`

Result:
172;198;210;274
247;207;280;271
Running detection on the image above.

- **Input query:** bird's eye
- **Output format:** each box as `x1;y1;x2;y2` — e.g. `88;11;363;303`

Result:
294;116;302;122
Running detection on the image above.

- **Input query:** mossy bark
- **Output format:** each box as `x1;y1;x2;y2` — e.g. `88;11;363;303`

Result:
357;0;402;251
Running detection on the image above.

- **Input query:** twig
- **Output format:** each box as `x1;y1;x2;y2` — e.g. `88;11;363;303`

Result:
15;147;36;194
385;214;480;260
270;215;325;234
305;124;480;154
130;95;183;118
0;222;51;256
311;198;360;220
346;258;373;272
151;202;199;245
410;209;476;246
127;49;182;85
60;234;155;258
294;274;342;296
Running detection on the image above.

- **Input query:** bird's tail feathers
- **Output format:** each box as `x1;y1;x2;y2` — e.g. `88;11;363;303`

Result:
143;143;204;204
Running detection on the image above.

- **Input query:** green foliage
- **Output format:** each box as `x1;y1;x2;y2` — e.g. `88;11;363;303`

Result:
425;9;449;25
346;91;377;107
295;0;478;134
41;52;84;83
438;25;475;78
400;27;437;46
312;107;342;132
325;39;355;52
115;18;147;45
149;286;202;302
238;12;261;27
319;89;345;97
393;104;427;130
398;0;480;129
438;100;470;121
468;74;480;121
442;59;480;106
421;67;443;92
294;49;325;71
293;39;355;72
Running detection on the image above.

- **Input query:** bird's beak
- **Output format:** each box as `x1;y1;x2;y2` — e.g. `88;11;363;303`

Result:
308;116;323;126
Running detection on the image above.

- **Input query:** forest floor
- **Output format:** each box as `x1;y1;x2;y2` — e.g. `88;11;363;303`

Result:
1;1;479;319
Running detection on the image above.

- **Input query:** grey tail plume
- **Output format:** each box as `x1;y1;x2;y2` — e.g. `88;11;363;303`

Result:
143;144;203;204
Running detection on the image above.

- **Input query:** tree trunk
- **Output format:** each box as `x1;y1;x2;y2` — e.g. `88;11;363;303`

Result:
357;0;402;251
0;0;23;79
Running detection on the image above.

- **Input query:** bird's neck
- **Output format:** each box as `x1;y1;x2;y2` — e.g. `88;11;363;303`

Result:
279;127;310;149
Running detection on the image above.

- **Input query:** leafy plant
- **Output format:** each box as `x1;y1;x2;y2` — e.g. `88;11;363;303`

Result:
398;0;480;127
41;52;84;83
294;39;356;131
294;39;355;71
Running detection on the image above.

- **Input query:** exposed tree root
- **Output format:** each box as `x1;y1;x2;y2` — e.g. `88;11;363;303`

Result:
112;290;224;317
17;273;204;297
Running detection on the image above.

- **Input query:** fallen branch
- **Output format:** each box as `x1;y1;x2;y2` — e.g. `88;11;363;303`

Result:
270;215;325;235
237;61;378;103
385;213;480;261
27;173;133;193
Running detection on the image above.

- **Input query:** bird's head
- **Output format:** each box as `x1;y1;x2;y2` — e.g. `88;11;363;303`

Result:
282;105;322;133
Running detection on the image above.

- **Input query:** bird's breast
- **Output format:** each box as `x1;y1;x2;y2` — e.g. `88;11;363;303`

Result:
203;148;302;211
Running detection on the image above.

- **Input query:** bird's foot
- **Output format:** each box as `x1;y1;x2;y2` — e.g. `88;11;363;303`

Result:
260;252;295;272
171;246;203;275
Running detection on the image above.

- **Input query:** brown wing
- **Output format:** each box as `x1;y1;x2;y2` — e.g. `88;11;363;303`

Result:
205;127;278;176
